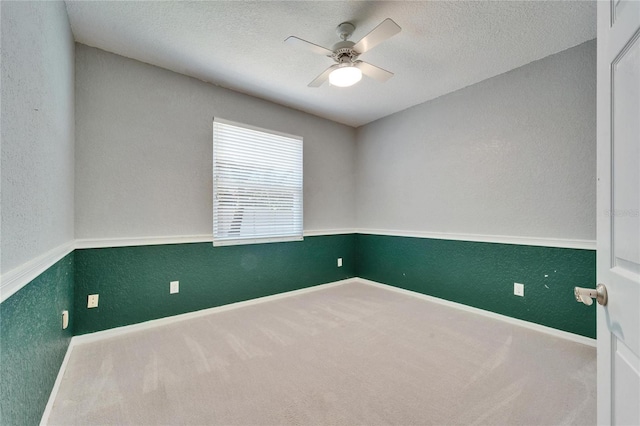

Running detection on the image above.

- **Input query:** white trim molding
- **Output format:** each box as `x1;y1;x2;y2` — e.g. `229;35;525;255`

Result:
357;278;596;347
0;241;75;303
3;231;355;302
74;230;357;249
74;234;214;249
303;229;356;237
68;229;595;251
1;229;593;304
356;228;596;250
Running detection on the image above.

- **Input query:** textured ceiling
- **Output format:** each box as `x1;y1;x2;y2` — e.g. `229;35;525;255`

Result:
65;1;596;127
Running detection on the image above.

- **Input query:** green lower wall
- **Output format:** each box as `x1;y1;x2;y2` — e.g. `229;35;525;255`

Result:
355;234;596;338
0;253;75;426
70;233;596;338
0;233;597;423
73;234;356;335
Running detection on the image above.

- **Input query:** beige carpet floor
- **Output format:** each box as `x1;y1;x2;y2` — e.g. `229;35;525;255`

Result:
46;282;596;425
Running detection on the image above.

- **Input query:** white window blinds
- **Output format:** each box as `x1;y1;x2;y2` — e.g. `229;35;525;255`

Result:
213;118;303;246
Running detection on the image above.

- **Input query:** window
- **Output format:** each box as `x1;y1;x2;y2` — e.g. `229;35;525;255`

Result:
212;118;303;246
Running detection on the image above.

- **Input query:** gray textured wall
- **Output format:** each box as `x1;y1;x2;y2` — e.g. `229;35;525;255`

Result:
74;45;356;240
355;40;596;241
0;1;75;274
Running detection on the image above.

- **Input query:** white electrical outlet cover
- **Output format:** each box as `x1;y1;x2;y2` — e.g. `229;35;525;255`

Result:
514;283;525;297
87;294;99;308
337;258;343;267
170;281;179;294
62;310;69;329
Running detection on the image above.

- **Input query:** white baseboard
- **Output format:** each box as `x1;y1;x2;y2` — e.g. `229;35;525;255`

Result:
356;278;596;347
0;241;75;303
40;278;356;424
356;228;596;250
40;337;74;426
72;278;358;345
40;276;595;424
52;277;596;350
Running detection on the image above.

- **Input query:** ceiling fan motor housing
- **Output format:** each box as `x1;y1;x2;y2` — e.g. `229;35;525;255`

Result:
331;40;359;63
332;22;359;63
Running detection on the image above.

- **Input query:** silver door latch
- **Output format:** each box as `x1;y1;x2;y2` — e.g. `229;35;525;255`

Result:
574;284;608;306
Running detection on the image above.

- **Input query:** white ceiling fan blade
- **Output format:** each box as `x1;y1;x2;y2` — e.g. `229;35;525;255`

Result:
355;61;394;82
284;36;333;56
308;64;339;87
352;18;401;54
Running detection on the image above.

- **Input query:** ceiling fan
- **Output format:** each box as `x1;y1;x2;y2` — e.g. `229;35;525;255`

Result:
284;18;401;88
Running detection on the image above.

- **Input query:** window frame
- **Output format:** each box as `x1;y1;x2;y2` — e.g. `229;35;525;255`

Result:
212;117;303;247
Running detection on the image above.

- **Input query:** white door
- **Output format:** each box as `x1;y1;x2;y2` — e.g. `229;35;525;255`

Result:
597;0;640;424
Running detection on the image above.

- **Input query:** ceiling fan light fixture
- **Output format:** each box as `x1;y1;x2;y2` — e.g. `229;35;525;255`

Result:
286;18;400;88
329;64;362;87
